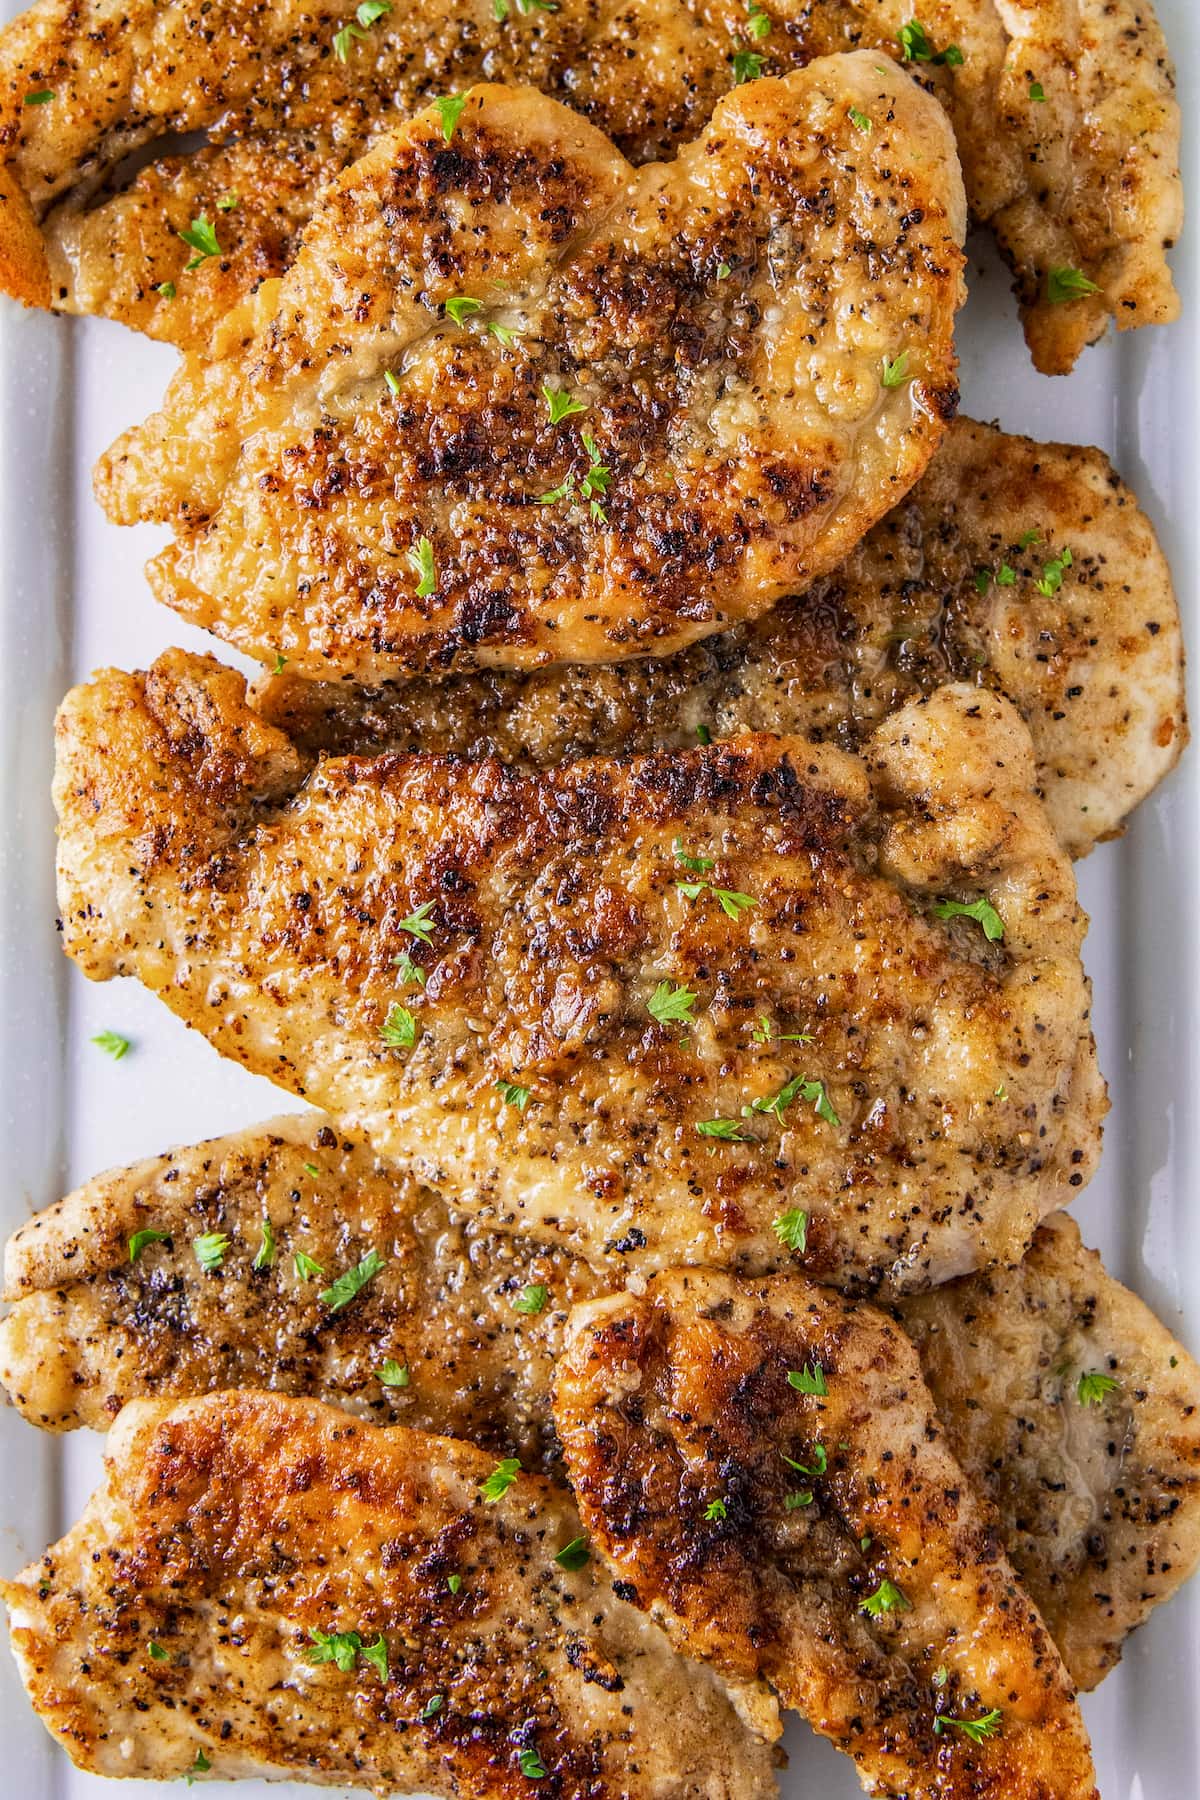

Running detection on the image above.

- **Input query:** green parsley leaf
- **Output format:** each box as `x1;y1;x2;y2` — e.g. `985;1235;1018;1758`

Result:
861;1577;910;1617
713;886;757;918
380;1001;418;1048
1035;545;1073;596
185;1749;212;1785
216;191;239;212
178;214;220;271
697;1118;750;1141
896;20;963;65
881;350;910;388
647;980;699;1027
379;1359;410;1387
1018;527;1040;548
1076;1369;1121;1407
320;1248;385;1312
360;1635;389;1680
781;1441;827;1477
495;1079;532;1111
488;321;520;347
393;952;426;987
673;837;714;875
193;1231;230;1273
696;723;712;744
303;1163;320;1177
92;1028;131;1060
847;106;872;132
271;650;288;674
746;0;771;39
974;568;992;594
543;382;587;425
397;900;437;943
1027;78;1046;101
935;1709;1003;1743
732;47;766;83
434;90;471;143
357;0;390;20
445;295;483;326
716;262;732;281
420;1692;444;1720
332;22;358;57
555;1535;590;1570
447;1573;463;1593
518;1748;548;1780
784;1488;813;1509
384;368;401;397
931;895;1005;942
294;1249;325;1282
149;1641;169;1661
493;0;508;15
252;1216;276;1271
772;1208;809;1253
405;536;437;598
156;281;177;300
129;1227;170;1263
513;1283;548;1315
751;1075;839;1127
479;1456;521;1502
787;1363;828;1396
307;1628;386;1677
1047;265;1100;304
996;563;1016;585
705;1497;729;1521
23;88;54;104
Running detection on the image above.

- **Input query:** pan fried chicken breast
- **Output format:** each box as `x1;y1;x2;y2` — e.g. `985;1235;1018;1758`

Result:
0;0;1177;371
0;1114;602;1467
256;418;1186;858
55;652;1105;1293
94;69;966;678
554;1269;1099;1799
898;1212;1200;1691
0;1391;781;1794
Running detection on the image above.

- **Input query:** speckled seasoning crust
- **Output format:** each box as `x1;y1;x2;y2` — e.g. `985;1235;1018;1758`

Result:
0;1390;783;1794
554;1269;1101;1800
93;66;966;678
54;655;1105;1293
254;417;1187;859
897;1211;1200;1692
0;0;1178;371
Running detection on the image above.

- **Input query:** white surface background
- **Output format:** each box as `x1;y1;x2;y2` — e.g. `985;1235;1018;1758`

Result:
0;3;1197;1792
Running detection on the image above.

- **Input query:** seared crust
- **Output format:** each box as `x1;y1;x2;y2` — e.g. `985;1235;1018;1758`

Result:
553;1270;1099;1798
0;1114;602;1467
0;0;1178;371
899;1212;1200;1690
255;417;1187;858
0;1391;781;1793
93;68;966;678
54;651;1105;1294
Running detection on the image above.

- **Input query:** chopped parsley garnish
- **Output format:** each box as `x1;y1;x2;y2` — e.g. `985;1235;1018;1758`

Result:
934;1709;1003;1743
1076;1369;1121;1406
787;1363;828;1396
676;878;758;919
543;382;587;425
129;1227;170;1263
306;1628;388;1679
750;1075;839;1127
996;563;1016;585
717;262;732;281
394;952;426;987
380;1001;418;1048
697;1118;750;1141
647;980;698;1027
149;1641;168;1661
732;47;766;83
673;838;714;875
303;1163;320;1177
479;1456;521;1502
445;295;483;325
745;0;771;38
384;369;401;396
185;1750;212;1785
931;896;1005;942
23;88;54;104
696;724;712;744
320;1248;385;1312
513;1283;548;1316
704;1497;729;1521
92;1028;131;1059
1035;545;1073;596
518;1748;548;1780
555;1535;590;1570
193;1231;230;1273
847;107;872;132
420;1692;443;1719
1027;79;1046;101
753;1016;813;1046
216;191;239;212
271;650;288;674
405;536;437;598
785;1489;813;1510
488;321;520;347
1046;265;1100;304
896;20;963;65
178;215;221;271
398;900;437;943
252;1216;276;1271
496;1079;532;1111
447;1573;463;1594
861;1577;910;1617
434;90;472;143
772;1208;809;1253
294;1249;325;1281
379;1359;410;1387
782;1442;827;1478
881;350;910;388
156;281;176;300
333;0;391;60
494;0;558;16
537;430;611;520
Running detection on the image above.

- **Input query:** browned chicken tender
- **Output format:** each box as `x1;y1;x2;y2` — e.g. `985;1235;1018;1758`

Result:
1;1391;782;1794
554;1268;1100;1799
0;0;1178;370
54;652;1104;1293
93;67;966;678
256;417;1186;859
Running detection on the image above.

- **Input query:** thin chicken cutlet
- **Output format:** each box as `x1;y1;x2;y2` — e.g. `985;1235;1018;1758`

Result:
54;652;1105;1293
94;67;965;678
